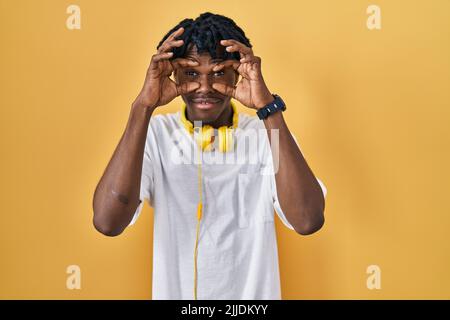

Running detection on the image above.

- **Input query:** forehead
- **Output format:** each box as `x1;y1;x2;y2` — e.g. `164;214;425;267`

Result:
183;44;225;64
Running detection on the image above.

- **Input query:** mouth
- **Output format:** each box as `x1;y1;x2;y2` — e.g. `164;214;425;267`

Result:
190;97;223;110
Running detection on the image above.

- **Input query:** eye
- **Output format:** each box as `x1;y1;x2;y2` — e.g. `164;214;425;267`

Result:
214;71;225;77
185;70;198;77
184;70;225;77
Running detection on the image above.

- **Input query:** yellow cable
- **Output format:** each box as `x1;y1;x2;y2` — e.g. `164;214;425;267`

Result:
186;103;239;300
194;203;201;300
194;129;203;300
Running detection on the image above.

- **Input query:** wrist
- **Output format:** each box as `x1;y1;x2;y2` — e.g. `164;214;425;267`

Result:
132;99;156;113
254;94;275;110
256;94;286;120
130;102;154;123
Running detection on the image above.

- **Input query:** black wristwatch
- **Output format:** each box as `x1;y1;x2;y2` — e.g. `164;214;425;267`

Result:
256;94;286;120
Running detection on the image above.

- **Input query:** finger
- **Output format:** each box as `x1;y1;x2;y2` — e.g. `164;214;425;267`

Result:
239;55;261;64
156;26;185;53
176;81;201;95
211;83;236;99
171;58;200;69
158;39;184;54
221;39;253;56
168;26;185;42
239;56;252;63
225;45;253;60
152;52;174;63
149;52;173;69
212;60;240;72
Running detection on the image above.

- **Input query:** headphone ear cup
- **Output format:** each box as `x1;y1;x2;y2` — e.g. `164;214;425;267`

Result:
197;125;214;151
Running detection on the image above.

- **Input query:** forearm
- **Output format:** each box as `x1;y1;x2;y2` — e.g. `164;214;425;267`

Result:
263;111;325;235
92;103;154;236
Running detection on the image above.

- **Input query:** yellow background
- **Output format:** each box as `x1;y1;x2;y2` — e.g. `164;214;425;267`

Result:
1;0;449;299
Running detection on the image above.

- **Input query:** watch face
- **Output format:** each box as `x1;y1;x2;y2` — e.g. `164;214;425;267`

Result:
257;95;285;119
276;95;286;109
276;95;284;104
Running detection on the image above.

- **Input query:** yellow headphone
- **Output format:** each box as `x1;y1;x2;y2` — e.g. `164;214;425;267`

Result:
180;101;239;299
180;101;238;153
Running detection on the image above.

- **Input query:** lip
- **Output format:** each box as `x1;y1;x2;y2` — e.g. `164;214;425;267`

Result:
190;98;222;110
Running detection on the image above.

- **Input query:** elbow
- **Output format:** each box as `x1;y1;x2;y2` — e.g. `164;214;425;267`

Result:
294;211;325;236
93;215;124;237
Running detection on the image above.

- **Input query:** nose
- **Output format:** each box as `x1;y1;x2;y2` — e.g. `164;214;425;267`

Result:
195;74;215;94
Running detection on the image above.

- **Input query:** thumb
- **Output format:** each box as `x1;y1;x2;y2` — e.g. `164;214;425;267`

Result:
212;83;236;98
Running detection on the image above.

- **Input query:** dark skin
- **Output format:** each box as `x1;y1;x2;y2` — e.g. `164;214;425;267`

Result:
175;43;238;128
92;26;324;236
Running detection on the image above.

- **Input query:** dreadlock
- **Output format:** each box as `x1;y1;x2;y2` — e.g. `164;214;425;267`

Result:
157;12;252;61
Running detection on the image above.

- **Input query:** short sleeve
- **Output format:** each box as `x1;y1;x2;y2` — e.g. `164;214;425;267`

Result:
270;132;327;230
128;129;155;226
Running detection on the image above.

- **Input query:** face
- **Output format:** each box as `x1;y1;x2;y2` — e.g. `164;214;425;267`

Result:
174;44;238;125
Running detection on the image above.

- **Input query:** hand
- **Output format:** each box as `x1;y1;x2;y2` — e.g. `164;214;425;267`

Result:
133;27;201;110
211;39;274;110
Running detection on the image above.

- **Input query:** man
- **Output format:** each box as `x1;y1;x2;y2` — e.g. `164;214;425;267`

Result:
93;12;327;300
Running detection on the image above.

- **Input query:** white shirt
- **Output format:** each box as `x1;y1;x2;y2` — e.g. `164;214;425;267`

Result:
129;109;327;300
